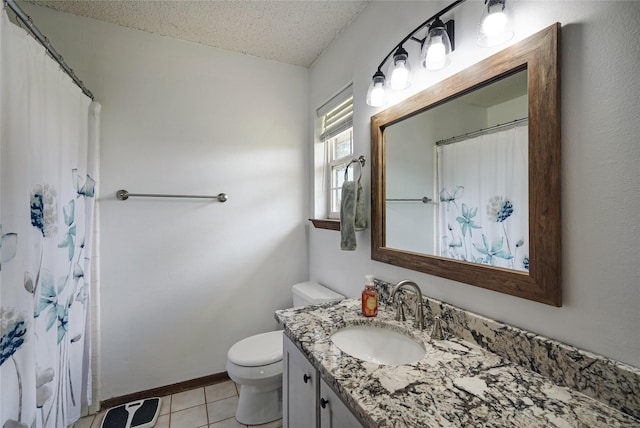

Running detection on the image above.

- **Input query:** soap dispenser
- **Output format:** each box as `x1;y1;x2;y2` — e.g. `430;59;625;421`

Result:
361;274;378;317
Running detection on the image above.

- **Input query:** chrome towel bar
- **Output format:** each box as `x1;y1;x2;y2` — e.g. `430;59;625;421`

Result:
344;155;366;180
116;189;228;202
386;197;433;204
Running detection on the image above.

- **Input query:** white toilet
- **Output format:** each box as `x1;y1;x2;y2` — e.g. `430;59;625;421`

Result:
226;281;343;425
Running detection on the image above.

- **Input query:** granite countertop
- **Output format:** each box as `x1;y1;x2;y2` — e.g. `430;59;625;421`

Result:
275;299;640;428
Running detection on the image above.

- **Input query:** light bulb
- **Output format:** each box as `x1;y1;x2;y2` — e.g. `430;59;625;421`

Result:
426;36;446;62
482;11;508;36
389;61;410;90
368;83;386;107
421;22;452;71
387;46;411;90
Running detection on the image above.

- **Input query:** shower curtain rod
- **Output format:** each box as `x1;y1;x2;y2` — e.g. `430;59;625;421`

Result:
435;117;528;147
4;0;95;100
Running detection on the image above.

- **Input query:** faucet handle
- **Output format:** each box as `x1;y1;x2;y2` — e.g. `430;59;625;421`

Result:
431;316;445;340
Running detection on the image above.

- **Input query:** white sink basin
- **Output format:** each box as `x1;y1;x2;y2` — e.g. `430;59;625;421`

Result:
330;324;426;365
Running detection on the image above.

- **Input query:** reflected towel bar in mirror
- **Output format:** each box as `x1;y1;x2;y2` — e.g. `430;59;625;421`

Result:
386;197;433;204
116;189;228;202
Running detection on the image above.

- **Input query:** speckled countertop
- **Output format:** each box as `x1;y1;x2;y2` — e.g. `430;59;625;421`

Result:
275;295;640;428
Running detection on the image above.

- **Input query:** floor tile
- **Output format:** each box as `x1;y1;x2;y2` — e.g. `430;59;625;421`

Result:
205;381;238;403
171;387;206;412
81;380;272;428
72;415;94;428
170;404;208;427
207;396;239;424
250;419;282;428
91;411;106;428
209;417;246;427
159;394;172;415
155;413;170;428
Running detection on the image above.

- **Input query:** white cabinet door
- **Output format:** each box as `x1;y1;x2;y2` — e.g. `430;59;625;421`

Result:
319;379;363;428
283;335;317;428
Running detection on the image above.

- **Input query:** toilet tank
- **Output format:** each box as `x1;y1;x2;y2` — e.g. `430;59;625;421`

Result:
292;281;344;307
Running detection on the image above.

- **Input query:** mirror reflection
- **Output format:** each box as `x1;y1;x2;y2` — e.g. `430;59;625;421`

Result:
385;70;528;272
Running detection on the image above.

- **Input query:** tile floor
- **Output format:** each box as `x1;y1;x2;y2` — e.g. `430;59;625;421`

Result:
72;380;283;428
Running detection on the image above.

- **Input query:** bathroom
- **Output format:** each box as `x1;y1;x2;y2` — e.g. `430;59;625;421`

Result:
0;0;638;427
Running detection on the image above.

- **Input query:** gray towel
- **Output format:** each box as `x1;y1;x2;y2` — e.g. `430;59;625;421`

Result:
340;179;367;250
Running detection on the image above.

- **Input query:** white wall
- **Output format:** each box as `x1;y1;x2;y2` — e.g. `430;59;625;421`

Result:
22;4;310;399
309;1;640;368
385;113;436;254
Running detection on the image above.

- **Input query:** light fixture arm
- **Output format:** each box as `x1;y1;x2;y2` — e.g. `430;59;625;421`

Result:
373;0;466;72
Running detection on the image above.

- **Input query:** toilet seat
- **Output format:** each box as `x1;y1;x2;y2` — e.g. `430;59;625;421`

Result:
227;330;283;367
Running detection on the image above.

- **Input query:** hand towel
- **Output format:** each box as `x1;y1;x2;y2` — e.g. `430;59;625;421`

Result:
340;179;367;250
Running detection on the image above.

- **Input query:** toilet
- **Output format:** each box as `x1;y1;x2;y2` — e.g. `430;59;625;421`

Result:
226;281;344;425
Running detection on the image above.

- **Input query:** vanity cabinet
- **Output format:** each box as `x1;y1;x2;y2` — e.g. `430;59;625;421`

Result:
319;379;362;428
283;335;362;428
283;334;317;427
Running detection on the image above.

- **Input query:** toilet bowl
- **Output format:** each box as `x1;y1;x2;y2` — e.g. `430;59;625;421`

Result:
226;281;343;425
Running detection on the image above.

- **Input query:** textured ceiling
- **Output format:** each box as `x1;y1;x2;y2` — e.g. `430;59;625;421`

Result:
29;0;369;67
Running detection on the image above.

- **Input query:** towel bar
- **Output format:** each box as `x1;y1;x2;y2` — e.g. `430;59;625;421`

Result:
344;155;366;180
116;189;228;202
386;197;433;204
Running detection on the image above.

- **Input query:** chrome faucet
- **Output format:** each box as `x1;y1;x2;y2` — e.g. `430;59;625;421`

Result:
390;280;425;330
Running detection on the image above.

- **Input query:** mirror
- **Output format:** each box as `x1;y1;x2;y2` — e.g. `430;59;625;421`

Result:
385;70;528;264
371;24;561;306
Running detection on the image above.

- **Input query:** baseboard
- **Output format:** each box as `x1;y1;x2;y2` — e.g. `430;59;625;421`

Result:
100;372;230;411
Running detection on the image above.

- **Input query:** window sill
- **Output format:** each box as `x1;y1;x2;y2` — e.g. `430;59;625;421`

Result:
309;218;340;231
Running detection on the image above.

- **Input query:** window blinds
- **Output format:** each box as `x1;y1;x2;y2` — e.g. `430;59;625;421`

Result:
317;83;353;142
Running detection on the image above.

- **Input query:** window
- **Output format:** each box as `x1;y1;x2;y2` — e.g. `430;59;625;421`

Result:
327;127;353;218
317;85;353;219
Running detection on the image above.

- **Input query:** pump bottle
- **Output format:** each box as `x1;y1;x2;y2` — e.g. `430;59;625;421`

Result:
361;274;378;317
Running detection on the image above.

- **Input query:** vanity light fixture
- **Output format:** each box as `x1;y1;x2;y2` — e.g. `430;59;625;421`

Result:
366;0;516;107
477;0;514;47
365;0;464;107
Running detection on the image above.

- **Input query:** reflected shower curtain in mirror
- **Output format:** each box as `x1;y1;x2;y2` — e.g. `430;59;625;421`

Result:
437;125;528;271
1;11;99;428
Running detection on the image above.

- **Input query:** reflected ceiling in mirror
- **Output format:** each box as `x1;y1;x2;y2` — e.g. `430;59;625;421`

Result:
371;24;561;306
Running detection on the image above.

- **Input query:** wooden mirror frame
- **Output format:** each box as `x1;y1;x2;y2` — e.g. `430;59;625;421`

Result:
371;23;561;306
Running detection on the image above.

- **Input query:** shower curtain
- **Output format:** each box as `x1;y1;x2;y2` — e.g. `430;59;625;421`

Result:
437;125;528;271
1;10;99;428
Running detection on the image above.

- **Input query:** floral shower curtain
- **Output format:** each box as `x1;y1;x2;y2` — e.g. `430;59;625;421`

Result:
1;10;99;428
437;124;528;271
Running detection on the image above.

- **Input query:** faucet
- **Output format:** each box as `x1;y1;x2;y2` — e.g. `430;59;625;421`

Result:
390;280;425;330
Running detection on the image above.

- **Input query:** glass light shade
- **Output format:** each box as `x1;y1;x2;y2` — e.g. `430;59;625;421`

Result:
387;47;411;90
366;72;387;107
477;0;514;47
421;24;452;70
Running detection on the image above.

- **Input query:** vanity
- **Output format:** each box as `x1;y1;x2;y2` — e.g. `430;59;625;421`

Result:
276;279;640;427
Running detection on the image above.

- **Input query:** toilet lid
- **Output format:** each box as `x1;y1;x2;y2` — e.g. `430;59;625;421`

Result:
227;330;283;367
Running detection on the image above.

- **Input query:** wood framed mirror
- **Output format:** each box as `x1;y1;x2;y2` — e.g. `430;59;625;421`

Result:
371;23;561;306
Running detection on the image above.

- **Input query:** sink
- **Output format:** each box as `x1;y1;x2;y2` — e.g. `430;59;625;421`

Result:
330;324;426;365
